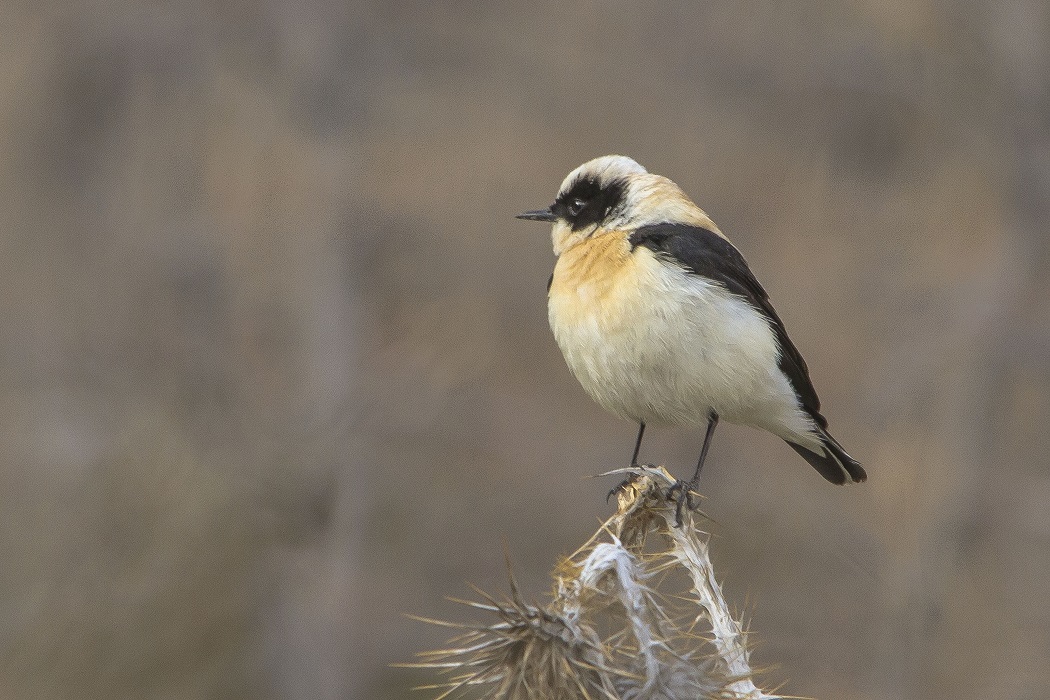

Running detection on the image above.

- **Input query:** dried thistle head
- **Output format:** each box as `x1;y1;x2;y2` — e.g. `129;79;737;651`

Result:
406;468;777;700
405;578;624;700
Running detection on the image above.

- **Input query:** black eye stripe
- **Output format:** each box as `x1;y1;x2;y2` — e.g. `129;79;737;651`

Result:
555;176;628;231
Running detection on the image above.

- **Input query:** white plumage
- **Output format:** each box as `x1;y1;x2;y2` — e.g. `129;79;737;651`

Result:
549;244;820;451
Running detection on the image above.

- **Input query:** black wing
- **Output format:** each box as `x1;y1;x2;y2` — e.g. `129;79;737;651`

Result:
628;223;827;428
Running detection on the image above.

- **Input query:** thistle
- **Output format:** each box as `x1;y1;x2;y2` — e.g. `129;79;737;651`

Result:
406;467;782;700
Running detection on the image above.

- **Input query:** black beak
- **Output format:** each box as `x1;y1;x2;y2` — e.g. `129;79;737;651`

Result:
516;208;557;222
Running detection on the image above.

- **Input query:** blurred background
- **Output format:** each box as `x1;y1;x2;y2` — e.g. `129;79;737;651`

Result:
1;1;1048;698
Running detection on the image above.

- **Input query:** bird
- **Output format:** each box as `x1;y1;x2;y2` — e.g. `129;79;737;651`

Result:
517;155;865;520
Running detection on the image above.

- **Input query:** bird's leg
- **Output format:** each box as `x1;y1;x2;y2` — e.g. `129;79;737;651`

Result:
630;421;646;466
608;422;647;503
689;412;719;486
669;412;719;526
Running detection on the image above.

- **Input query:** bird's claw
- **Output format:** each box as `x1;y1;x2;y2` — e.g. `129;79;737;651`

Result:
606;468;643;503
666;480;699;528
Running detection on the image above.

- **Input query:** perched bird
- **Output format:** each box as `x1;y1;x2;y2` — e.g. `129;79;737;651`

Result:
517;155;865;517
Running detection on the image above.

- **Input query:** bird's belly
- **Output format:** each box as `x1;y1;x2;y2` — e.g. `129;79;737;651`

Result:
549;253;797;429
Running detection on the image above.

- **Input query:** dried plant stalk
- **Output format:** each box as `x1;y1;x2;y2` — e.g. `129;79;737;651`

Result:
406;466;781;699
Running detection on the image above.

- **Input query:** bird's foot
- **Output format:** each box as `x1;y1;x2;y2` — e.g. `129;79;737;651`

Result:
606;467;644;503
666;480;700;528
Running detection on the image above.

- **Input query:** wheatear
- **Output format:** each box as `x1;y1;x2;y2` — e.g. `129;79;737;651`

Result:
518;155;865;518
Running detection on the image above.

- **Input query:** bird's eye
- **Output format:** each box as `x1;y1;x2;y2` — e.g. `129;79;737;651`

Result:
567;198;586;217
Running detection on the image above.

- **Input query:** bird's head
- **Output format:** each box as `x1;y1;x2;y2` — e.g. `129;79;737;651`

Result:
517;155;717;255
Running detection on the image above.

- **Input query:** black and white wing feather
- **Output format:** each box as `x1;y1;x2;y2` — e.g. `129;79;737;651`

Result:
628;223;824;425
628;222;865;484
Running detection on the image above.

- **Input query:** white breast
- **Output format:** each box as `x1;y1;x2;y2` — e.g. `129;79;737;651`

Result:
548;246;813;439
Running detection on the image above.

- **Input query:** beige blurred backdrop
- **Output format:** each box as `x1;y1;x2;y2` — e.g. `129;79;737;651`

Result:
1;1;1048;699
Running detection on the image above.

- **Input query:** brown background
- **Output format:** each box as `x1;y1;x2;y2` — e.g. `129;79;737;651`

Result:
2;2;1048;699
